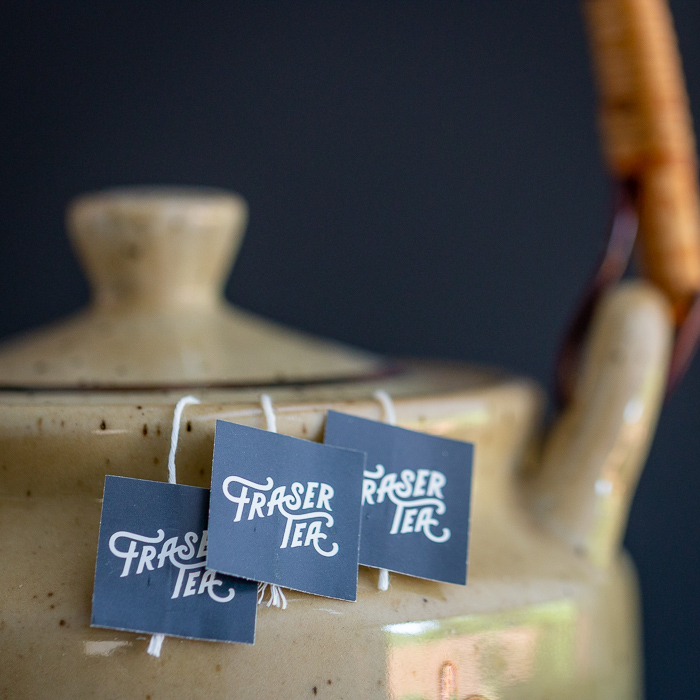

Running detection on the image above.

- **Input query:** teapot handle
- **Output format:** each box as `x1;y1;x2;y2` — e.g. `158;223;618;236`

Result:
523;0;698;567
527;281;673;568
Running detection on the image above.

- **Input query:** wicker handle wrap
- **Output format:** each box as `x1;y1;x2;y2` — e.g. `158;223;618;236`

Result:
585;0;700;316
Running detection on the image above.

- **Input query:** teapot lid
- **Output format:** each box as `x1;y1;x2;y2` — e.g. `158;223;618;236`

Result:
0;187;385;389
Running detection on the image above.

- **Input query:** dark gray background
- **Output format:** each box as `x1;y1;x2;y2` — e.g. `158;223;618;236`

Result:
0;1;697;696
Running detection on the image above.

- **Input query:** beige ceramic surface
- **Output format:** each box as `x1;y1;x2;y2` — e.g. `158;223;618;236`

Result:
0;190;674;699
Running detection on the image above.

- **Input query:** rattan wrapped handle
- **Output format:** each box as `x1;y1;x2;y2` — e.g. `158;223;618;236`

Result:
585;0;700;317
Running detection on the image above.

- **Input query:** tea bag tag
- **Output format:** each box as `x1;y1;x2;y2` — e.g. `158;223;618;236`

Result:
206;419;365;601
90;397;257;648
91;476;257;645
324;409;474;585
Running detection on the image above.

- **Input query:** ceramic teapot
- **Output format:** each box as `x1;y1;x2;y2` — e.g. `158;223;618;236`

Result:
1;1;699;698
0;185;673;700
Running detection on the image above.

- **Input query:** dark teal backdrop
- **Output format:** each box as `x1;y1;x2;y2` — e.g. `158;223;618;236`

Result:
0;2;698;696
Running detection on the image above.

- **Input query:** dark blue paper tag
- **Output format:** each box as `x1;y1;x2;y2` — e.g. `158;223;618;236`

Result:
323;410;474;585
207;420;365;601
91;475;257;644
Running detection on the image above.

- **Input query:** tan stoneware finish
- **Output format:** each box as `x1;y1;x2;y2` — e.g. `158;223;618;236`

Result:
0;189;673;699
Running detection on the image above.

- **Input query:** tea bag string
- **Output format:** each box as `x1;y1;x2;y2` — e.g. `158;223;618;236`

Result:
147;394;201;658
372;390;396;591
257;394;288;610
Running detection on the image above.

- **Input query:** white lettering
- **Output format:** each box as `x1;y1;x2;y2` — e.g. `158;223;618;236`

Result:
413;469;430;497
109;529;165;577
197;530;208;558
223;476;274;521
234;487;250;522
267;486;287;516
362;479;376;505
198;568;235;603
376;473;397;503
287;482;304;511
179;531;198;559
248;491;266;520
280;515;294;549
171;564;187;599
291;522;307;547
158;537;179;568
219;474;339;557
396;469;415;498
361;468;451;543
400;507;419;533
414;506;450;542
136;545;156;574
119;541;138;576
108;529;238;603
183;570;202;597
302;482;318;510
305;520;339;557
317;483;333;511
426;471;446;499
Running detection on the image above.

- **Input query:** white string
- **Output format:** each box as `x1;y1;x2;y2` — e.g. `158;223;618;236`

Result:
168;395;201;485
373;390;397;427
372;390;397;591
260;393;277;434
147;395;201;658
257;394;288;610
146;633;164;657
256;582;288;609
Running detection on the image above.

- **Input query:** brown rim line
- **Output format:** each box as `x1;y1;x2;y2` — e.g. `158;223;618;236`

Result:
0;363;406;394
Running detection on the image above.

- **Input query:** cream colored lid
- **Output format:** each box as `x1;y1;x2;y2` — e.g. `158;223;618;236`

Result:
0;188;383;389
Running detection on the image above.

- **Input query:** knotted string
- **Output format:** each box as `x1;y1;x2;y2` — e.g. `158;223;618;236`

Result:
147;395;201;658
372;390;397;592
257;394;288;610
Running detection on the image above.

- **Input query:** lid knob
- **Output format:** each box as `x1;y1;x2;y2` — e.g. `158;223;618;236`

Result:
0;186;380;388
67;187;248;310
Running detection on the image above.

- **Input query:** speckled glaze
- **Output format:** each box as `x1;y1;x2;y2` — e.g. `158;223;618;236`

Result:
0;190;673;699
